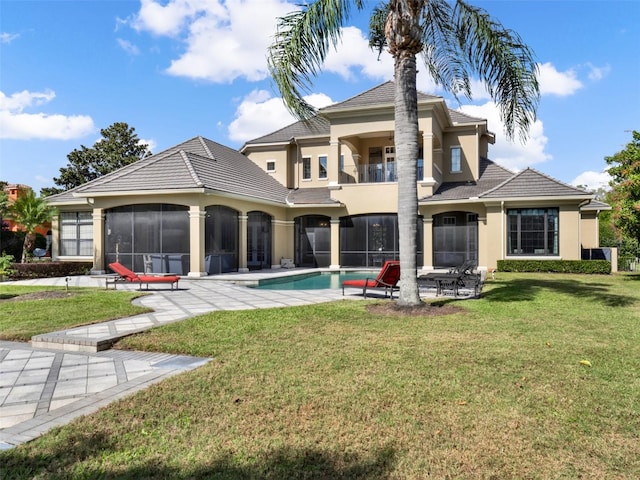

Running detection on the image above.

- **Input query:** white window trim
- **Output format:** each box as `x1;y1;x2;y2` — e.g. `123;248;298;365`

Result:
318;154;328;180
302;156;312;181
266;160;276;173
450;146;462;174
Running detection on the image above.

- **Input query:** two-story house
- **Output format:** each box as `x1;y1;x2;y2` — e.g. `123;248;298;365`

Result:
46;82;608;275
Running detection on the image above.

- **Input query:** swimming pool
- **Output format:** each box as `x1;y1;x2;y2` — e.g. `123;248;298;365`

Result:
252;271;371;290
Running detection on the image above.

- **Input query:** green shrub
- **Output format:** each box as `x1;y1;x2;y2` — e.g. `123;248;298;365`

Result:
497;259;611;274
8;261;93;280
0;254;16;278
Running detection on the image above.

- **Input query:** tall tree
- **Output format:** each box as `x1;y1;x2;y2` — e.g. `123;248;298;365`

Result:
7;189;57;262
41;122;151;196
0;188;9;255
268;0;539;306
606;130;640;245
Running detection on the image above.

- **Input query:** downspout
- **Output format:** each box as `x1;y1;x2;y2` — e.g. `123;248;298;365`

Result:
501;201;505;260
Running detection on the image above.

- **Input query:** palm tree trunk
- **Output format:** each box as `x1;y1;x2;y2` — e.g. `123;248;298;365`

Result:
394;52;422;306
22;232;35;263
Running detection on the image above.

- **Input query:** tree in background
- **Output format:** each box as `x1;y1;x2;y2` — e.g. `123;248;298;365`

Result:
268;0;538;306
605;130;640;245
41;122;151;196
0;186;9;255
7;190;57;262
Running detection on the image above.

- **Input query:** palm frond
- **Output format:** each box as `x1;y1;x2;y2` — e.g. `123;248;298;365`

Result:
420;0;471;101
453;0;539;143
369;2;389;60
268;0;365;119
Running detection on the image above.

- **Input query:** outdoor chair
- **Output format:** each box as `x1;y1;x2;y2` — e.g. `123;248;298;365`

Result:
448;259;477;275
108;262;180;291
342;260;401;299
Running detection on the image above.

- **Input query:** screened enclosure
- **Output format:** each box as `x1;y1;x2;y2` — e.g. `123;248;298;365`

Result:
432;212;478;267
340;214;423;267
105;204;189;274
205;205;239;274
295;215;331;267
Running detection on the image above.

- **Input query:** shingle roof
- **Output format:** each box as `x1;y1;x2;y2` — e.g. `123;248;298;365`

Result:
243;115;329;146
480;167;592;199
421;161;593;203
420;158;513;202
321;81;441;112
286;187;340;205
581;199;611;211
448;109;485;124
48;136;290;205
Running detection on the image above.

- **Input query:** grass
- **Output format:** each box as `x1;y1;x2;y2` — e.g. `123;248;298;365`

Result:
1;273;639;478
0;286;150;341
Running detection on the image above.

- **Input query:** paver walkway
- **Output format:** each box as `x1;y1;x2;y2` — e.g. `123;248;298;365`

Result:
1;270;472;450
0;271;354;450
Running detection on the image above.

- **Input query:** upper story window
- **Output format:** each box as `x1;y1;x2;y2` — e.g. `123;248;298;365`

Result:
319;155;328;179
451;146;462;173
60;212;93;256
302;157;311;180
266;161;275;172
507;208;559;255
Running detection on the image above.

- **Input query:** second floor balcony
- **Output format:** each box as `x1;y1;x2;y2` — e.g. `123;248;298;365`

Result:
340;161;424;184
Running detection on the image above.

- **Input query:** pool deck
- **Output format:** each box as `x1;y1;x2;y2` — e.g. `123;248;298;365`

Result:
1;267;475;449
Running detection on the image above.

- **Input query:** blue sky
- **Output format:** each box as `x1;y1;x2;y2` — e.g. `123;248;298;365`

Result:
1;0;638;194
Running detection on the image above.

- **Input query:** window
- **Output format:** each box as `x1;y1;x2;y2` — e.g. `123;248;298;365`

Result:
507;208;559;255
266;161;275;172
60;212;93;256
451;146;461;173
339;154;345;172
319;155;327;179
302;157;311;180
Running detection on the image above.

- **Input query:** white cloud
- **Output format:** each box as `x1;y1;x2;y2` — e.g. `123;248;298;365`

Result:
131;0;295;83
538;62;583;97
117;38;140;56
0;90;94;140
571;170;611;191
323;26;393;81
1;32;20;44
585;62;611;82
458;102;551;171
140;137;158;153
228;89;333;143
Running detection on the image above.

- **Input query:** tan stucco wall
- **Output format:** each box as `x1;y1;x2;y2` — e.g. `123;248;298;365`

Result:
580;212;599;249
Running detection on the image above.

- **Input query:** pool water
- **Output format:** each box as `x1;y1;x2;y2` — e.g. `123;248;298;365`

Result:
253;271;371;290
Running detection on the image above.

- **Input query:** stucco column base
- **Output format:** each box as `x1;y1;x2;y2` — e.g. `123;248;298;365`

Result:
329;264;341;270
188;271;208;277
238;267;250;273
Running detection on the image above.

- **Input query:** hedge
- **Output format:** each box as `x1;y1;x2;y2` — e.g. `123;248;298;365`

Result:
8;261;93;280
497;259;611;274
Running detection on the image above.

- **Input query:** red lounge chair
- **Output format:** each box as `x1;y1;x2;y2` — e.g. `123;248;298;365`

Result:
342;260;401;299
108;262;180;290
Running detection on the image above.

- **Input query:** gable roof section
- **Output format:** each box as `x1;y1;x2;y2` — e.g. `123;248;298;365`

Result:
321;81;440;113
243;115;329;146
421;161;593;203
286;187;340;206
480;167;592;199
420;158;513;202
448;109;485;124
49;136;290;205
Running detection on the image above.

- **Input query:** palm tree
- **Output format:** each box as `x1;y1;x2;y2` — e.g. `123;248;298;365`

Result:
8;189;57;263
268;0;539;306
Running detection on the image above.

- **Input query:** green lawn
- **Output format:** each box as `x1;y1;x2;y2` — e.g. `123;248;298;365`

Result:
0;286;149;341
1;273;639;479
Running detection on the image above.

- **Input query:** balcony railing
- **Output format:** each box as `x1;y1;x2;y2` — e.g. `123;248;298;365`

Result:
341;163;424;184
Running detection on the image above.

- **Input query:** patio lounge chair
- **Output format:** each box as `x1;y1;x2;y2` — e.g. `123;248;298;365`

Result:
108;262;180;291
342;260;401;299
